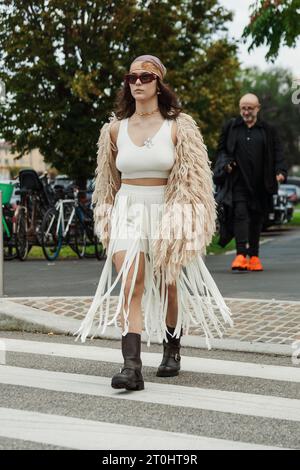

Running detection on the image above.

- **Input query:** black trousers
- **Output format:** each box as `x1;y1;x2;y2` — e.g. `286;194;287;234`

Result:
232;200;264;257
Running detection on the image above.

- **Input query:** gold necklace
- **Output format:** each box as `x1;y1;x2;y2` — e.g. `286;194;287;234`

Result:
131;107;160;148
135;107;159;116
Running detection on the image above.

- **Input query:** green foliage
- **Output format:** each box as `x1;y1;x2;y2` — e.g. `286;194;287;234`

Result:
0;0;240;183
243;0;300;59
240;66;300;168
288;204;300;226
207;234;236;254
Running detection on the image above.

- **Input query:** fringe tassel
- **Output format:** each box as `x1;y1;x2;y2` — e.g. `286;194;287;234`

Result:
179;255;233;349
75;185;233;347
74;188;171;344
93;113;218;283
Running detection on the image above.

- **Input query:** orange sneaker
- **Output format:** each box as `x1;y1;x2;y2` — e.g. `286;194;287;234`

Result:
248;256;264;271
231;254;248;271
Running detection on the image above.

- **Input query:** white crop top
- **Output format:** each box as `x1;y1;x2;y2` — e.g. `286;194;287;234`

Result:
115;118;175;179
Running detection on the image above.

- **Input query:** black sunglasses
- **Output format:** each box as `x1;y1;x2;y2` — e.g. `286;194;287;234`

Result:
124;72;157;85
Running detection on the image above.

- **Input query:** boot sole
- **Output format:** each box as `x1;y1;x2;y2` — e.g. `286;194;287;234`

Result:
156;370;180;377
111;381;144;391
232;266;248;271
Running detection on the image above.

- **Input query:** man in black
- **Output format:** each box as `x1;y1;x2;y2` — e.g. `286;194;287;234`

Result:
213;93;288;271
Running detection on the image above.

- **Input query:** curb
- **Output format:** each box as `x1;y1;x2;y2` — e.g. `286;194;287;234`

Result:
0;299;294;357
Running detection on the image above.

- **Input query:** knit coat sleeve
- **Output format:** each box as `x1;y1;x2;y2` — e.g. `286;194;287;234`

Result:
92;117;121;249
152;112;217;284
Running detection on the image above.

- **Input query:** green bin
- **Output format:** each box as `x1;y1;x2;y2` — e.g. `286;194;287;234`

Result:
0;182;14;204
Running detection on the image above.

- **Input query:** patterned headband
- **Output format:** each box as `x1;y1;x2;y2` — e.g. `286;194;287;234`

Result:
130;55;166;80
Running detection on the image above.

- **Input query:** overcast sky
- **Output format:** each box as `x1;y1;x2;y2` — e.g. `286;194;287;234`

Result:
220;0;300;78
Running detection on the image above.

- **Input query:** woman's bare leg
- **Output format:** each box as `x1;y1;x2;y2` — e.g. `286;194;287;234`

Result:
111;250;145;391
159;274;178;328
166;282;178;327
112;250;145;334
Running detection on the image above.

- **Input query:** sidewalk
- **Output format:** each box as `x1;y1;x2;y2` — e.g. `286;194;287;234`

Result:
1;295;299;356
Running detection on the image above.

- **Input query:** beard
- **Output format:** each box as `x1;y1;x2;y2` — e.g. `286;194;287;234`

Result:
241;113;255;123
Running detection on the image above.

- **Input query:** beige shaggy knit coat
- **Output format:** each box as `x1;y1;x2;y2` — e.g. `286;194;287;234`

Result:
92;112;217;284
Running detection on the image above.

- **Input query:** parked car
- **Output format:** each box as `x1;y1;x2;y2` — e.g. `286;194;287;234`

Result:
278;188;294;222
263;189;292;230
279;184;300;204
52;174;74;191
287;176;300;189
86;178;94;206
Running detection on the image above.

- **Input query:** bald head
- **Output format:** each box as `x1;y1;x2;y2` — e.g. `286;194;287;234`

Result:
240;93;260;107
239;93;260;127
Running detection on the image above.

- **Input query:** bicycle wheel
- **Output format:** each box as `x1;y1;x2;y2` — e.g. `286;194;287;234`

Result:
79;206;106;261
82;236;97;258
15;207;29;260
3;241;18;260
83;209;97;258
73;216;87;258
3;244;18;260
95;237;107;261
41;207;62;261
82;223;98;259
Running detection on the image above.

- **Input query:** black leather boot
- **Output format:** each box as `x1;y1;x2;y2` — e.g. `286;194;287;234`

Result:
156;326;182;377
111;332;144;391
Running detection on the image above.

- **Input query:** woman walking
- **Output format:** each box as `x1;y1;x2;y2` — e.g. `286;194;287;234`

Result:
75;55;233;391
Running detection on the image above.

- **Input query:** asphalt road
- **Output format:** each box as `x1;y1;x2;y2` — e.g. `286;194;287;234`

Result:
0;331;299;450
3;226;300;301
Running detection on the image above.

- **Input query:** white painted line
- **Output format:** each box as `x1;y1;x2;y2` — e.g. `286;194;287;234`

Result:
0;408;285;450
224;297;300;305
180;335;293;356
8;296;93;301
2;338;299;383
1;366;300;422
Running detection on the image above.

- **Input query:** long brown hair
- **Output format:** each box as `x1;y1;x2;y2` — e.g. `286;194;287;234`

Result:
114;77;182;120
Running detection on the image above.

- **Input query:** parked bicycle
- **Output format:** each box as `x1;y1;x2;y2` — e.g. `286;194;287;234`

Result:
76;192;106;261
41;184;104;261
15;169;54;260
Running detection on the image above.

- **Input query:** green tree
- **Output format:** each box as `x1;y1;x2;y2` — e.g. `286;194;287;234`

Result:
0;0;240;185
240;66;300;169
243;0;300;59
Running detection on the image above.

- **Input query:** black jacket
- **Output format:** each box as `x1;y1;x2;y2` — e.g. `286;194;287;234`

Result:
213;116;288;247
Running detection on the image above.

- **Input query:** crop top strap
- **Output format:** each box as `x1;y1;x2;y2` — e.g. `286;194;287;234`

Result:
116;118;128;148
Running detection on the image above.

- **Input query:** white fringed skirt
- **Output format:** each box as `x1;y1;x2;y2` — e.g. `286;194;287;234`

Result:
75;183;233;348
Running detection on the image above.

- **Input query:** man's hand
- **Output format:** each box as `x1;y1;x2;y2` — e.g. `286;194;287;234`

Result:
225;161;236;174
276;173;285;183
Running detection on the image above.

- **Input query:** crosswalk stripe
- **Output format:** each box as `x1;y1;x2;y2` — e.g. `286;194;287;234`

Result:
1;365;300;422
0;408;287;450
2;337;299;383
